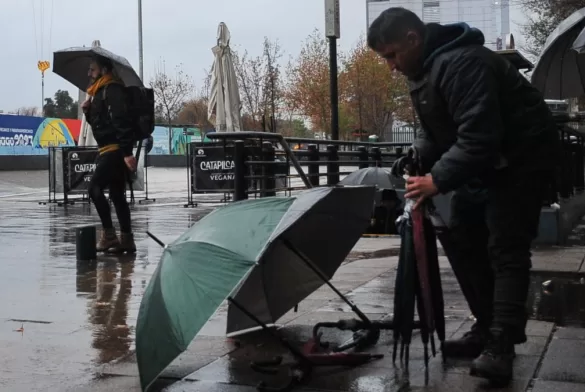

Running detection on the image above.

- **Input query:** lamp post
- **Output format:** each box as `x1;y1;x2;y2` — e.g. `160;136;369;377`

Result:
324;0;340;141
138;0;144;81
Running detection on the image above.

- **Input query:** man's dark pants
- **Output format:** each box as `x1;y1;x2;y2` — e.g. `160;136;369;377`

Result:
449;169;550;342
88;149;132;233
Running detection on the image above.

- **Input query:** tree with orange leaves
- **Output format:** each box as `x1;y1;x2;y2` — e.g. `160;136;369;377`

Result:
341;36;414;140
284;30;338;135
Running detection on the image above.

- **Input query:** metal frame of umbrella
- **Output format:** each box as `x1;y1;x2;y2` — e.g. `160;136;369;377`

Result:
146;232;384;392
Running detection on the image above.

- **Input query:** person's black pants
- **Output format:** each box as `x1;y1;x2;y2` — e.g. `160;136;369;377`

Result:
88;150;132;233
449;170;550;342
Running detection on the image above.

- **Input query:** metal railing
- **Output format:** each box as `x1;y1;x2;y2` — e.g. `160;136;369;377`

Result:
204;132;410;202
191;113;585;206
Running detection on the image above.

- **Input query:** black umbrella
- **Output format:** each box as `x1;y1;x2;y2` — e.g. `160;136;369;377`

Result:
53;46;143;91
339;167;397;189
392;149;445;376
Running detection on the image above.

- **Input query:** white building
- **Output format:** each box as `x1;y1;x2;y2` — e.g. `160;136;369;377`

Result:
366;0;510;50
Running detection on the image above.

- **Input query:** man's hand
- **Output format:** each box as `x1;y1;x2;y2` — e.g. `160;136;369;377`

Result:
124;155;137;172
405;175;439;210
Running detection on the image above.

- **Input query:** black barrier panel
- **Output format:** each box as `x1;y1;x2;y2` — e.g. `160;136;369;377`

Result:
66;147;99;194
192;146;235;192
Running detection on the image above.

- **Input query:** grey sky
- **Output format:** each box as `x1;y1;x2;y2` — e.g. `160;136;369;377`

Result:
2;0;528;111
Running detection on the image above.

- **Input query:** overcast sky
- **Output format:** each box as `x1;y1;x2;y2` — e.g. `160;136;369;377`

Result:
1;0;528;111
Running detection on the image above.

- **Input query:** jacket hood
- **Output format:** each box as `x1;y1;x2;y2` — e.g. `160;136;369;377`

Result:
422;22;485;70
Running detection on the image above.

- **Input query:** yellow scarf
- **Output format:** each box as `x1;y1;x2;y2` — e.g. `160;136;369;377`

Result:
86;73;120;97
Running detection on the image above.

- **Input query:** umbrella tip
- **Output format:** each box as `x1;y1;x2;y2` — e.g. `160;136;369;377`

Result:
146;231;166;248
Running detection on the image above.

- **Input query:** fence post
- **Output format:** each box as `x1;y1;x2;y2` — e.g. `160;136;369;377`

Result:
370;147;382;167
358;146;369;169
262;141;276;197
327;145;339;186
233;140;247;201
308;144;320;186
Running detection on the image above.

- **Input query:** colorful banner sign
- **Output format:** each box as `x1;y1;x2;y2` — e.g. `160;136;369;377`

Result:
0;114;80;155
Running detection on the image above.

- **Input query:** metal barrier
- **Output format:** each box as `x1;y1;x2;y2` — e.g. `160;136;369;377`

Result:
41;145;148;207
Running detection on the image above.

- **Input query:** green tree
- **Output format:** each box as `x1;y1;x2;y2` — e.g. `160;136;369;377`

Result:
43;90;78;119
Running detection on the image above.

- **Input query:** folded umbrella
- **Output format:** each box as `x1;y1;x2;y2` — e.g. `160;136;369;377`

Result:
136;186;375;391
53;46;143;92
391;148;445;375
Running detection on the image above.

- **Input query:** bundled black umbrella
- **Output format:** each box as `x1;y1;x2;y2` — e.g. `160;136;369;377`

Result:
392;150;445;375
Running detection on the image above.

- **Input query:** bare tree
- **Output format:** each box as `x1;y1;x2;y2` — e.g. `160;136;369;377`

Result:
176;68;214;130
232;37;284;131
150;60;194;129
12;107;41;116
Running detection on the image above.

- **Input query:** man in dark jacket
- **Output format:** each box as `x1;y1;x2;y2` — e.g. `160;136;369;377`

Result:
367;8;560;384
82;55;137;253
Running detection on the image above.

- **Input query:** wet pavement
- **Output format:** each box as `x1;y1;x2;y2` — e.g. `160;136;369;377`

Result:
0;169;585;392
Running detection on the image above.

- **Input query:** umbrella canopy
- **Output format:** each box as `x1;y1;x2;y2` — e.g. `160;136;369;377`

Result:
53;46;143;92
339;167;396;189
532;7;585;99
136;186;375;391
208;22;242;132
226;186;375;333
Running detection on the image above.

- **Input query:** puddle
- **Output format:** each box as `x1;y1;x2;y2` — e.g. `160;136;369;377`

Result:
527;271;585;327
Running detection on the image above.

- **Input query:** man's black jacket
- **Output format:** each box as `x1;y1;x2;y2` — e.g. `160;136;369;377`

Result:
410;23;560;194
86;82;134;157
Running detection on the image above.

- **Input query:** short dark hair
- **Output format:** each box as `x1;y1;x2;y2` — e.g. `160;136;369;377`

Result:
92;55;114;72
367;7;426;51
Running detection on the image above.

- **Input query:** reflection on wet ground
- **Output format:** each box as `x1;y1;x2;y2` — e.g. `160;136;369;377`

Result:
0;193;214;391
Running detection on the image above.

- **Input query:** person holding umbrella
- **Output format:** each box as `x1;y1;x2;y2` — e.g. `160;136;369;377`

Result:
82;55;137;253
367;8;560;384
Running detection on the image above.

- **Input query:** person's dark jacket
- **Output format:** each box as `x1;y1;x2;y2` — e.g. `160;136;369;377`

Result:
85;82;134;157
410;22;560;194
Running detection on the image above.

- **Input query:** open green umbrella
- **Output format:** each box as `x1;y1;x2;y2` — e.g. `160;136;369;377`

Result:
136;186;375;391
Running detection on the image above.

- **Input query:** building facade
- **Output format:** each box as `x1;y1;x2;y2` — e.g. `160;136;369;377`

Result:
366;0;510;50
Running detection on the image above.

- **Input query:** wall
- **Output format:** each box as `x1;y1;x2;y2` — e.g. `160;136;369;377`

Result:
0;114;80;155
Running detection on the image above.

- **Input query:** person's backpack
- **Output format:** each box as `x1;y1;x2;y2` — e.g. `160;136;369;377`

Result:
125;86;155;143
101;84;155;143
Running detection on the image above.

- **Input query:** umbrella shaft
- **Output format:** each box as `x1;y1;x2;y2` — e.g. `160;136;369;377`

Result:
227;297;308;363
282;239;371;325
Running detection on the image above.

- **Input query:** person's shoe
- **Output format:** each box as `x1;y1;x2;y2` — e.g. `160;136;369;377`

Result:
442;323;489;358
469;328;515;386
109;232;137;254
96;228;120;252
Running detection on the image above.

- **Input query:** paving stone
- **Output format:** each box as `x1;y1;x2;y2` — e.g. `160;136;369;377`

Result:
555;327;585;340
538;338;585;383
526;320;555;337
531;380;585;392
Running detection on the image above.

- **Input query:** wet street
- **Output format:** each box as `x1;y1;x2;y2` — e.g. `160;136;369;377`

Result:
1;169;584;392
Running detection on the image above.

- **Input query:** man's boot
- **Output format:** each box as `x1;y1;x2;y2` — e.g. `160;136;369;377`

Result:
110;232;137;254
442;322;490;358
469;327;515;386
97;228;120;252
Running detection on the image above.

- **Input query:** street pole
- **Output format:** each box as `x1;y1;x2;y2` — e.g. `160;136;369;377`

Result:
41;72;45;117
325;0;340;140
138;0;144;81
